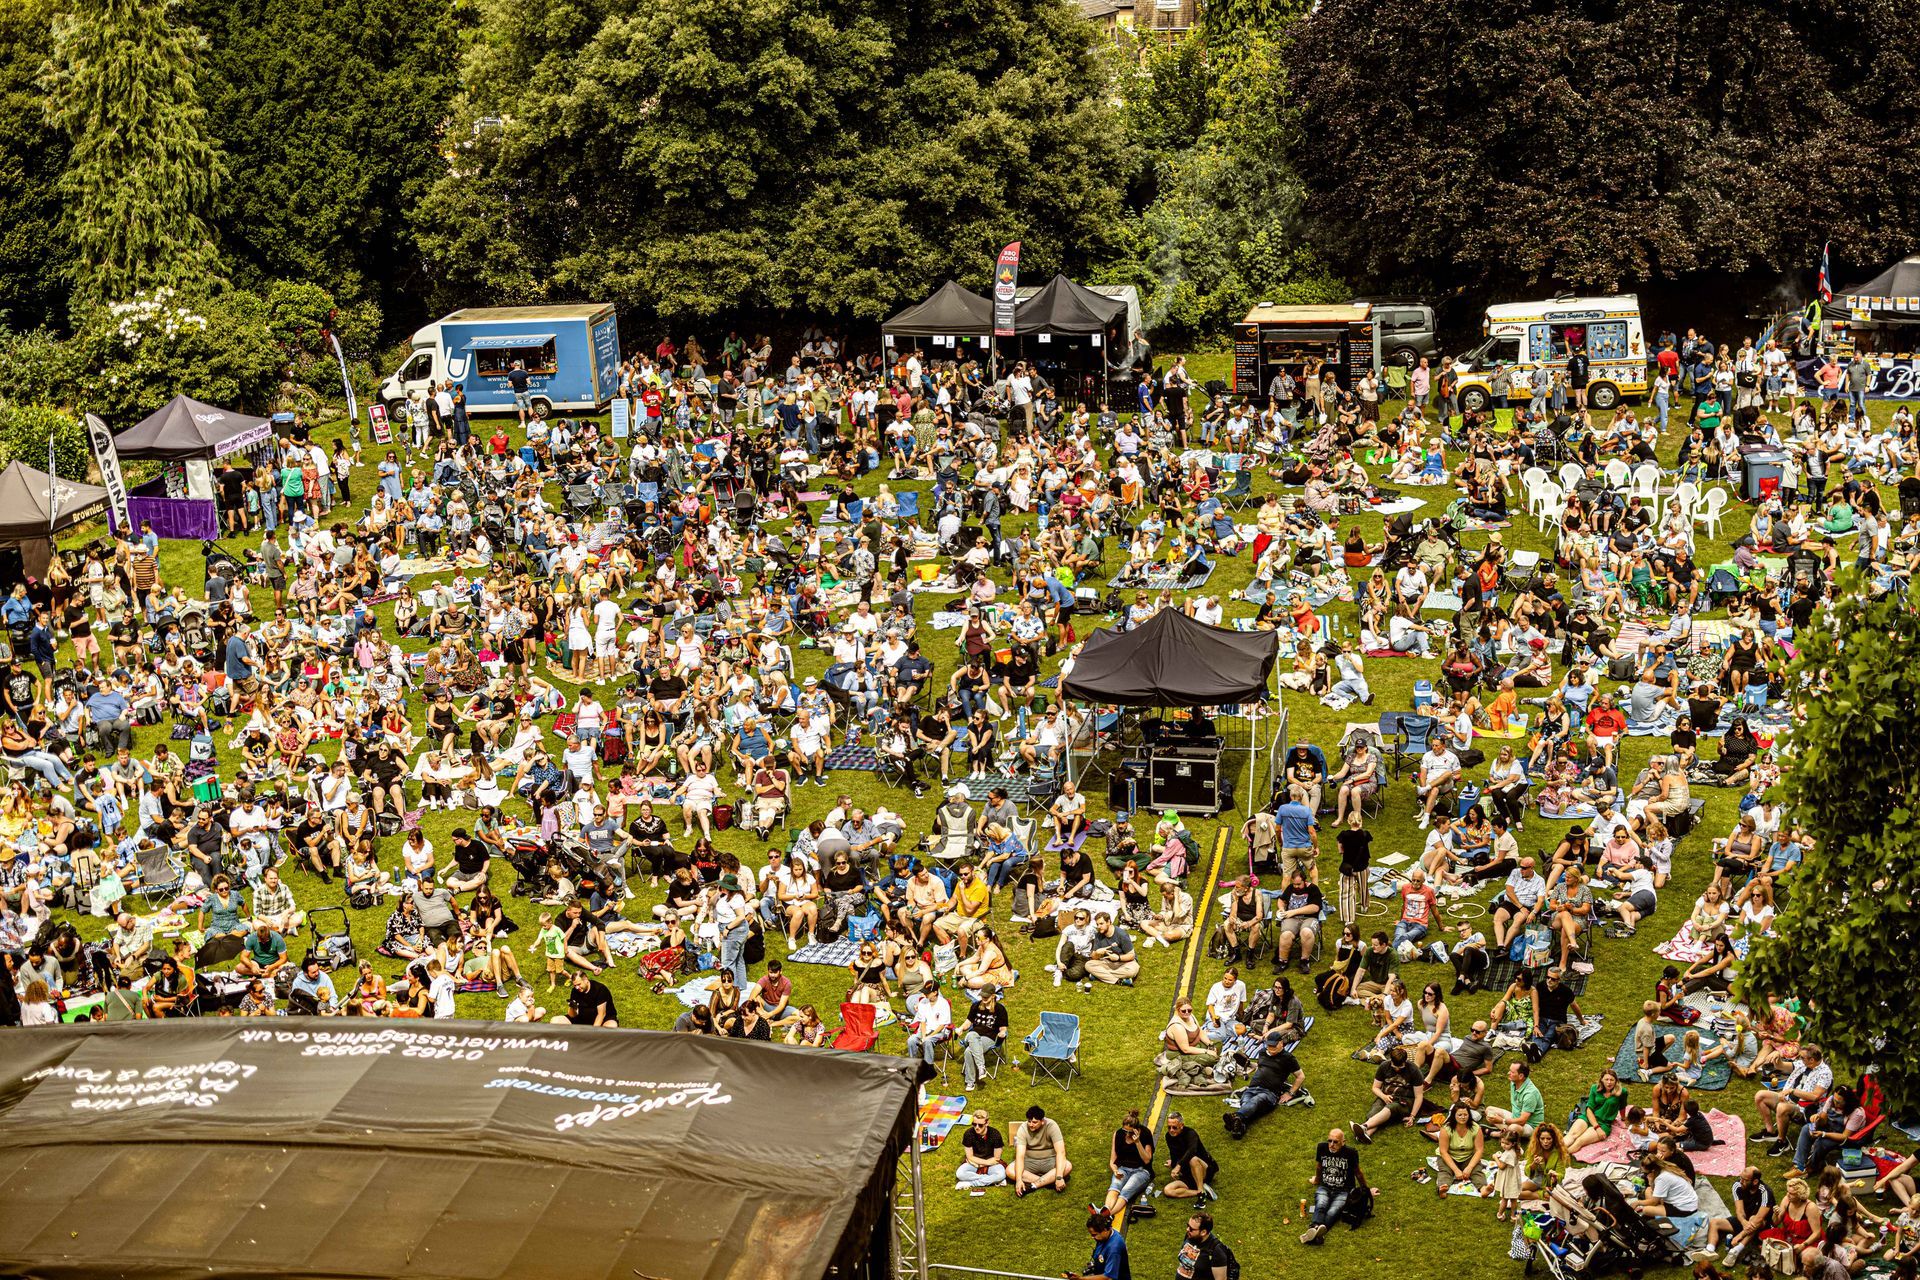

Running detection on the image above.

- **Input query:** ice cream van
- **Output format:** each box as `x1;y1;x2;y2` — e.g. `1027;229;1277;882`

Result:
1452;294;1649;412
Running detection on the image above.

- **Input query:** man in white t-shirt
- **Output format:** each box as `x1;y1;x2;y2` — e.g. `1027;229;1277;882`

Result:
1414;741;1461;829
1008;363;1035;430
788;708;830;786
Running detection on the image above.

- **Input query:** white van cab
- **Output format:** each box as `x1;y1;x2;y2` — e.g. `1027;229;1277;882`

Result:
1453;294;1649;412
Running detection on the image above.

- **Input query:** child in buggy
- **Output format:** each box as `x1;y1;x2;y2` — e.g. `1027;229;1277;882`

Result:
1530;1168;1695;1278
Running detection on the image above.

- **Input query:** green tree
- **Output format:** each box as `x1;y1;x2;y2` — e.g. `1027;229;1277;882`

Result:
182;0;459;322
0;405;89;482
70;288;283;422
1286;0;1920;297
0;0;71;332
1739;582;1920;1109
41;0;227;310
1107;30;1342;347
417;0;1124;326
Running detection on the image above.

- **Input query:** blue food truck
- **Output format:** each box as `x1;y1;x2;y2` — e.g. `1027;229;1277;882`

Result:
378;304;621;418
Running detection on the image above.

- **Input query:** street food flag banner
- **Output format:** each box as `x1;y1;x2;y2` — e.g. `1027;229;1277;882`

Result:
84;412;131;534
992;241;1022;337
326;329;360;425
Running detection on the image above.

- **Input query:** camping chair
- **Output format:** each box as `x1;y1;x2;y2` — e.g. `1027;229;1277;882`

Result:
832;1001;879;1052
1382;712;1435;780
1023;1011;1082;1091
132;842;185;912
1218;468;1254;510
1502;548;1543;593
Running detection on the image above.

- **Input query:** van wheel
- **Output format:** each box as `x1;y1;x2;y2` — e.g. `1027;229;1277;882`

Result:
1587;382;1619;410
529;397;553;420
382;400;406;423
1459;386;1490;413
1390;346;1420;368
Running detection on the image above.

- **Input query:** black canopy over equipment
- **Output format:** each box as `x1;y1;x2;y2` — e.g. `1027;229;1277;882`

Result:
113;394;273;461
880;280;994;337
0;1021;921;1280
1062;608;1278;707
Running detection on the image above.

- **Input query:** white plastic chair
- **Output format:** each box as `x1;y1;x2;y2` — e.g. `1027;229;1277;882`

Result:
1558;462;1585;492
1603;459;1630;491
1629;462;1661;504
1524;471;1554;518
1669;479;1701;522
1534;483;1566;532
1692;486;1729;540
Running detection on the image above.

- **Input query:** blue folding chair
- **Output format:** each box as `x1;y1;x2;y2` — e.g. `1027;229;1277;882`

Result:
1023;1011;1081;1091
896;491;921;521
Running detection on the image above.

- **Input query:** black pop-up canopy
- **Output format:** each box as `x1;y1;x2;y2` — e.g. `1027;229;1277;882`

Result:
881;279;995;337
1012;274;1127;336
0;461;107;542
1840;254;1920;319
0;1021;921;1280
113;394;273;461
1061;608;1278;707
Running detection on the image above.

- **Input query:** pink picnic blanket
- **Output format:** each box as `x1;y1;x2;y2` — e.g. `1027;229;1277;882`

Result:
1575;1108;1746;1177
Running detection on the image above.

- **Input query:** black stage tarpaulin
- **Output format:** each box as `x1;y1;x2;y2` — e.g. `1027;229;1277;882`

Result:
0;1021;921;1280
1061;608;1278;707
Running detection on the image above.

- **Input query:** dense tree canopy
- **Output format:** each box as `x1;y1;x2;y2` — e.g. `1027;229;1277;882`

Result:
1105;28;1342;346
0;0;71;332
1741;583;1920;1110
40;0;227;309
1286;0;1920;298
414;0;1126;324
181;0;460;320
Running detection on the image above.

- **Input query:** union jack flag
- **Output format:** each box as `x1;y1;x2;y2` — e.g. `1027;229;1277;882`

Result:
1818;242;1833;303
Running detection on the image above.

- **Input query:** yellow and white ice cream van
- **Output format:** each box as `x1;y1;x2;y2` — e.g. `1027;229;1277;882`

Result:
1452;294;1649;412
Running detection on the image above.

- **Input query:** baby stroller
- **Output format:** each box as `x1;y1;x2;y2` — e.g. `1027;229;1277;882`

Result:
1529;1174;1690;1279
305;906;358;971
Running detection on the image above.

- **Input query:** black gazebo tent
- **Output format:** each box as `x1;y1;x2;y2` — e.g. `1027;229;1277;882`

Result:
1841;254;1920;320
113;394;272;462
1012;274;1127;336
881;279;994;338
0;1021;922;1280
0;461;108;583
1062;608;1278;707
1008;274;1128;408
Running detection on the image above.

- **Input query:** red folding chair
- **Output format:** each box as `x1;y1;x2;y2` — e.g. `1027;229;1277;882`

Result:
831;1001;878;1052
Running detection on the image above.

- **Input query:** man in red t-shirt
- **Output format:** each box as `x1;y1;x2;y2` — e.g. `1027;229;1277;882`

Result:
487;428;510;455
1393;870;1439;951
1656;341;1680;380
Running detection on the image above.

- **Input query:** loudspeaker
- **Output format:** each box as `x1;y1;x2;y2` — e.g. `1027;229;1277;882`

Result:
1148;750;1220;813
1108;759;1151;811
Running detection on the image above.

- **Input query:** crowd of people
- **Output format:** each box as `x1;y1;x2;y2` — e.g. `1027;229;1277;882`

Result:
0;320;1914;1278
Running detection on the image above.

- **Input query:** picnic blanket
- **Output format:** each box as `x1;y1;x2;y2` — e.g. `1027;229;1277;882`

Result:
1654;921;1751;964
1424;1155;1498;1195
1373;496;1429;515
918;1093;970;1153
930;610;970;630
825;744;882;772
961;774;1036;803
1481;954;1590;998
1571;1110;1747;1177
663;975;720;1009
1046;830;1088;853
788;937;859;967
1612;1023;1733;1089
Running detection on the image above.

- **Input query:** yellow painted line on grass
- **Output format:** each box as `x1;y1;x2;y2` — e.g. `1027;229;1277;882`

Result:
1120;823;1231;1235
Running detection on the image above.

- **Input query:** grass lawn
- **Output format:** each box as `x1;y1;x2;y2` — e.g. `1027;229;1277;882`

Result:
55;371;1794;1280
